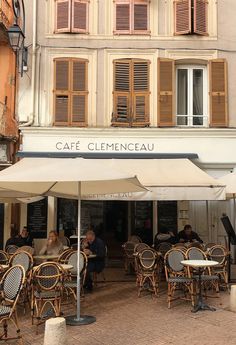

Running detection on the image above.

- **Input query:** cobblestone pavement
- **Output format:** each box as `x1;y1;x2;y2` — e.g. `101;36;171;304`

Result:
3;268;236;345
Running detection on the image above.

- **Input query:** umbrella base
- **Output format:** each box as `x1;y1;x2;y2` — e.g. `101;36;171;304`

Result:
65;315;96;326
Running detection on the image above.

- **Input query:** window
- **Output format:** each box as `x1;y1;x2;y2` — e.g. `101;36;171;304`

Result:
176;66;207;126
53;58;88;126
112;59;150;127
158;58;228;127
114;0;150;35
55;0;89;33
174;0;208;36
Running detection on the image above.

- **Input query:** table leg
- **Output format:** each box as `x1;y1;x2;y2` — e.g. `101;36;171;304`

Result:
192;268;216;313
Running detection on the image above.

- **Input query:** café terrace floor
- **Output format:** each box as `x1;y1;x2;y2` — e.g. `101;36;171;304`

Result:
5;267;236;345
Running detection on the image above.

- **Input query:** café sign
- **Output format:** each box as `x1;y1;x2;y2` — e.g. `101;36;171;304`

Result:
23;137;158;153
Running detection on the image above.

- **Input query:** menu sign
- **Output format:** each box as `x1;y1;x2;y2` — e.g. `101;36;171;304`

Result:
27;198;48;238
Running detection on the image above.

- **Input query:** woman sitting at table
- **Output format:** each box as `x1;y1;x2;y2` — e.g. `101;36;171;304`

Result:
39;231;64;255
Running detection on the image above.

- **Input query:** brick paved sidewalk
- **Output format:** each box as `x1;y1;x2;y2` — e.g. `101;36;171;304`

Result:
3;269;236;345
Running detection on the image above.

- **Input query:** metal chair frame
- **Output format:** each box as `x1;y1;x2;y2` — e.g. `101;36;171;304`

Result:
164;248;195;308
0;265;25;343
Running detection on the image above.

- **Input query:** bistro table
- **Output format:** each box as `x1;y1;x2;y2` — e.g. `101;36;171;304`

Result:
181;259;218;313
33;254;59;262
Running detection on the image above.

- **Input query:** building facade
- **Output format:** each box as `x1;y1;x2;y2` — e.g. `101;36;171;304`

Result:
0;0;21;247
11;0;236;248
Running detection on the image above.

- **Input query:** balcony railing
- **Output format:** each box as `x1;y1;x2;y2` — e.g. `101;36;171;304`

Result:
0;0;13;29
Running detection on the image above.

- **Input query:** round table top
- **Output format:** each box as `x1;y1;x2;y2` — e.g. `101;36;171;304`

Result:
33;255;59;260
181;260;218;268
33;263;73;271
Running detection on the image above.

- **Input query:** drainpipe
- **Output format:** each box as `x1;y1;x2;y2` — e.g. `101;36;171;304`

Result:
20;0;37;127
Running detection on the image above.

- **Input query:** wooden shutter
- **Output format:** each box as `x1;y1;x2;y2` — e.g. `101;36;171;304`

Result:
174;0;191;35
71;59;88;126
209;59;228;127
194;0;208;35
72;0;88;33
114;2;131;34
133;60;150;126
158;58;175;127
55;0;71;33
54;59;70;124
133;1;149;34
112;60;131;125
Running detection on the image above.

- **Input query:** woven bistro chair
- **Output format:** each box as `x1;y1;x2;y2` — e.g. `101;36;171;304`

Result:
58;248;74;264
204;243;217;251
133;244;150;283
136;248;160;297
63;251;88;301
16;246;34;256
9;250;34;314
128;235;142;244
0;265;25;343
59;236;70;247
134;243;149;253
122;241;136;273
164;248;194;308
0;250;9;265
31;262;63;333
5;245;19;256
208;245;229;289
186;247;220;296
156;242;172;257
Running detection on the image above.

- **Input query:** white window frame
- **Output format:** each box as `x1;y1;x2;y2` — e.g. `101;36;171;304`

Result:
176;65;208;127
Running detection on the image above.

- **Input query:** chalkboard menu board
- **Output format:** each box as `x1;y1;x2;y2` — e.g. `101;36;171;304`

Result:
157;201;177;234
27;198;48;238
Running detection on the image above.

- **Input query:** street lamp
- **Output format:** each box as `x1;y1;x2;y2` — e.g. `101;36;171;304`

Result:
7;23;25;52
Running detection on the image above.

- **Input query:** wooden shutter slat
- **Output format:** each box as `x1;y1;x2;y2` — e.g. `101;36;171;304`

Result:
133;61;149;91
55;95;69;123
114;61;131;91
194;0;208;35
112;93;130;125
55;0;71;33
209;59;228;127
158;58;175;127
73;60;87;91
55;60;69;91
174;0;191;35
115;3;130;34
72;94;87;124
133;93;150;126
133;3;148;32
72;0;88;33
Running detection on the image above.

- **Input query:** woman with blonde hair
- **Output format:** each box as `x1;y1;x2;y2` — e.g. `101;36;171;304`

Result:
39;230;64;255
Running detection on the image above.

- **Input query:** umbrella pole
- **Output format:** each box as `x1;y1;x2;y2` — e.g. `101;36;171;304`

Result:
65;181;96;326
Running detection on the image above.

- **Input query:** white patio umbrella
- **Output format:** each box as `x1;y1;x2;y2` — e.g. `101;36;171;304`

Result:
0;157;145;325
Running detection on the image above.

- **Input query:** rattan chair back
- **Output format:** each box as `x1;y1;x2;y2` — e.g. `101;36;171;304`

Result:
123;241;135;258
0;250;8;265
138;249;158;270
59;236;70;247
208;245;227;265
1;265;25;302
66;251;87;276
205;242;216;251
164;248;186;274
128;235;142;243
157;242;172;256
186;247;206;260
58;248;74;264
134;243;149;253
16;246;34;255
5;245;19;255
33;262;62;291
10;251;33;275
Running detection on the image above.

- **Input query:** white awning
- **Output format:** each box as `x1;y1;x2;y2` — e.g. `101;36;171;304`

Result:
0;158;225;201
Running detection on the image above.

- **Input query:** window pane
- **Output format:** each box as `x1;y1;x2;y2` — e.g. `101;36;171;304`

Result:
193;69;203;115
193;116;203;126
177;69;188;115
177;116;188;126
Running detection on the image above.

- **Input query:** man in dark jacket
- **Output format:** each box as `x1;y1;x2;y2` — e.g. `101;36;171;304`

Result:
177;224;203;243
5;226;33;248
83;230;106;291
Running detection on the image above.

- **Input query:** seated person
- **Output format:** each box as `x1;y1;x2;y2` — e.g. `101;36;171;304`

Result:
177;224;203;244
39;230;64;255
5;226;33;249
154;228;177;249
83;230;106;291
